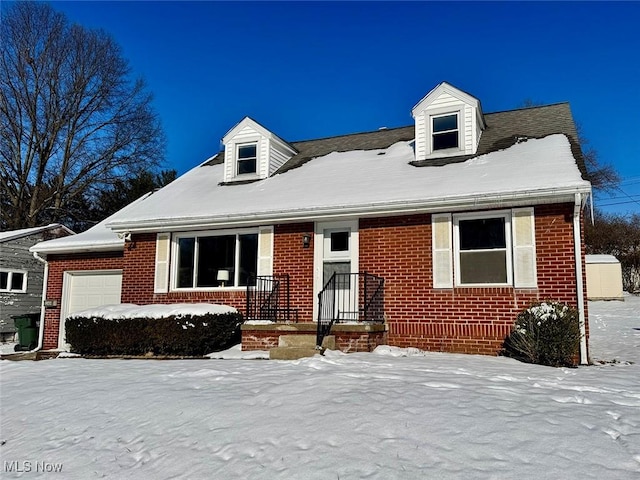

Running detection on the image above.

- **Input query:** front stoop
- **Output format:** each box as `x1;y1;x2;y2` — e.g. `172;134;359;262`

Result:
269;334;335;360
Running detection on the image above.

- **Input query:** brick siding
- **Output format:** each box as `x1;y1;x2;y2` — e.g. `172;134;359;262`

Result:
359;203;588;356
43;251;124;349
42;203;588;358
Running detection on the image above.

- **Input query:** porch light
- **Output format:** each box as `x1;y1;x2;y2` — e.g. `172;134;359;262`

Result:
217;269;230;287
302;233;311;249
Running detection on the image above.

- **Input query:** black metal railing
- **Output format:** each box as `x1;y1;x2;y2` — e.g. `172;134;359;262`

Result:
246;274;296;322
316;272;384;348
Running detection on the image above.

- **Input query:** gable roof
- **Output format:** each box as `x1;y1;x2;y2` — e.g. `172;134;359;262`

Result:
206;103;585;178
31;194;152;255
0;224;74;244
33;100;591;244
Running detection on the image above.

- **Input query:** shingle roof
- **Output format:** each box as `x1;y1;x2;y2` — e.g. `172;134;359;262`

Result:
204;102;586;179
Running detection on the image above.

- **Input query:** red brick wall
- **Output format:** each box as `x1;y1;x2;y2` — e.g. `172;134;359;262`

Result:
273;223;315;321
42;204;588;358
359;203;588;356
121;233;248;311
43;251;124;349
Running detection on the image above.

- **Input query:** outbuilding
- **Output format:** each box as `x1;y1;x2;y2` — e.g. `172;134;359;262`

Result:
586;255;624;301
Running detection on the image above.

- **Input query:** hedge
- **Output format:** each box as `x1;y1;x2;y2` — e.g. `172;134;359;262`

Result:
65;311;243;356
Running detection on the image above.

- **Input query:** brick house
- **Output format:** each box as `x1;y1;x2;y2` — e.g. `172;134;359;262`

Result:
31;82;592;362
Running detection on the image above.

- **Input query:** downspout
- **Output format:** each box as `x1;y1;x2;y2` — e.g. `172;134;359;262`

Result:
30;251;48;354
573;193;588;364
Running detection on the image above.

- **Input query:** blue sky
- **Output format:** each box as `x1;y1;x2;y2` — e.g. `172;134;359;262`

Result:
36;2;640;216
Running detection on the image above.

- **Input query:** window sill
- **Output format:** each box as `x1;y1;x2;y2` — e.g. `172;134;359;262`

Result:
170;286;248;293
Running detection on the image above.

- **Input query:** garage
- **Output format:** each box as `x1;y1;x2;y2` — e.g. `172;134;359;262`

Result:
60;270;122;348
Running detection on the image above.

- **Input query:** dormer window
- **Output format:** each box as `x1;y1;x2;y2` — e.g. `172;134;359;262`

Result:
222;117;297;183
237;143;257;175
432;114;459;151
411;82;485;161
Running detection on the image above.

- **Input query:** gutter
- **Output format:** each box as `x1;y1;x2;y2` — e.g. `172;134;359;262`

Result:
106;185;593;234
29;251;48;354
573;193;588;364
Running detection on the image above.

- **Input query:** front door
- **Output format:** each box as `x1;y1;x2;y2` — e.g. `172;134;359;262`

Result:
314;221;358;321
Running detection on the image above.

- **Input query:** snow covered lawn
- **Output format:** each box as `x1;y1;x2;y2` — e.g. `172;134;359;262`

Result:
1;297;639;479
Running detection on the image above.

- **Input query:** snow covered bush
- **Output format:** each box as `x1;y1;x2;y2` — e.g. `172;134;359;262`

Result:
66;311;242;357
503;301;581;367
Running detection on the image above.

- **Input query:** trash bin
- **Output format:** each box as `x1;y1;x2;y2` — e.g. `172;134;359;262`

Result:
13;313;40;351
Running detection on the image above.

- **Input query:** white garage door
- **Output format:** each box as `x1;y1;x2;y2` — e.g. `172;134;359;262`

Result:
60;270;122;348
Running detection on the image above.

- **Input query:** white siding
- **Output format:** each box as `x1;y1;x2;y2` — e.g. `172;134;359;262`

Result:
414;112;427;160
412;84;483;161
463;104;474;154
429;92;464;110
269;142;292;175
223;118;294;182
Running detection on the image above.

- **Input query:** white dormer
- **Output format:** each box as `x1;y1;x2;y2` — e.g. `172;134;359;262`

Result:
222;117;297;183
411;82;485;161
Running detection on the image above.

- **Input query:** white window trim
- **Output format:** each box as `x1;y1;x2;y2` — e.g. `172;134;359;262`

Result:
0;269;28;293
453;210;513;287
170;228;259;292
235;141;259;177
426;106;464;157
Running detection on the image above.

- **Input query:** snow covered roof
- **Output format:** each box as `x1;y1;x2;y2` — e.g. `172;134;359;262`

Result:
32;101;592;250
586;254;620;264
106;133;590;233
0;224;73;243
30;193;152;255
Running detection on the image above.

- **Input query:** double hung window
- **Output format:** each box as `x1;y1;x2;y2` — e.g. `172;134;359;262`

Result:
432;113;459;151
237;143;257;175
0;270;27;293
175;231;258;288
432;209;536;289
455;214;510;285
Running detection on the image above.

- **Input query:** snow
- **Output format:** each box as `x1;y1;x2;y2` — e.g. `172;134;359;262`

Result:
0;224;63;243
105;134;589;230
67;303;237;320
30;193;151;254
587;254;620;264
0;342;18;354
1;296;639;479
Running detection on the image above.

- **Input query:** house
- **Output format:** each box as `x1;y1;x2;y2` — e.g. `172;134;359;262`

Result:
585;254;624;301
31;82;592;363
0;224;73;342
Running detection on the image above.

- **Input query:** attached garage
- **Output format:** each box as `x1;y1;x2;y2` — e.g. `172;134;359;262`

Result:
59;270;122;347
585;255;624;301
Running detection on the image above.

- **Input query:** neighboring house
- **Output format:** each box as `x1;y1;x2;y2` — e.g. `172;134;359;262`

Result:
0;224;73;342
585;255;624;301
31;82;593;363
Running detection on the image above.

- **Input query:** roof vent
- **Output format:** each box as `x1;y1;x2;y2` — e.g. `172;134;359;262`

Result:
378;126;388;130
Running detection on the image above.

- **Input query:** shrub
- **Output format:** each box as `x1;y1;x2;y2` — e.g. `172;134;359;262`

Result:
66;312;243;356
503;301;581;367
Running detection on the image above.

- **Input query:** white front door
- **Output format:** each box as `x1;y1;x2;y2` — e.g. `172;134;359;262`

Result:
60;270;122;349
314;221;358;321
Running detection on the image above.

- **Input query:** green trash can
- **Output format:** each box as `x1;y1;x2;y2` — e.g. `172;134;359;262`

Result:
13;313;40;351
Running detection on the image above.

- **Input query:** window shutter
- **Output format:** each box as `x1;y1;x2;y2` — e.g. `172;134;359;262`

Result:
154;233;171;293
432;213;453;288
512;208;537;288
257;227;274;276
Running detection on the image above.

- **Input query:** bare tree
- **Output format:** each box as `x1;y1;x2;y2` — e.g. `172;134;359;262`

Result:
0;2;165;230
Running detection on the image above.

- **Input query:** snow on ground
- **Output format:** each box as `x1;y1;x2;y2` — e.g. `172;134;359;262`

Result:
0;342;17;355
1;297;639;479
67;303;237;320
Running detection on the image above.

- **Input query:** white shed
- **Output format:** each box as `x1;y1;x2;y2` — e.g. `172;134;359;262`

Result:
586;255;624;301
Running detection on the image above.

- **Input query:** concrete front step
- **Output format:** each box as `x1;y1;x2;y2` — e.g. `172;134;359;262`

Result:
270;334;335;360
278;334;335;350
269;346;323;360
